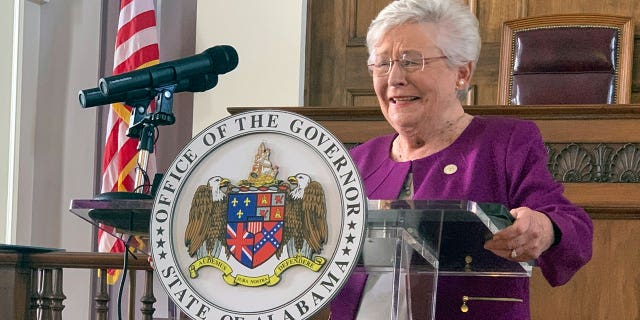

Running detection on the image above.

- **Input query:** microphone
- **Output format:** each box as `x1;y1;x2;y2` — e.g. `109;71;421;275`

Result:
98;45;238;96
79;73;219;108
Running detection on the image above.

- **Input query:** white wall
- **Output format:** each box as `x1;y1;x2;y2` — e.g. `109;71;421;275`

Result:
0;0;15;243
5;0;101;318
193;0;307;133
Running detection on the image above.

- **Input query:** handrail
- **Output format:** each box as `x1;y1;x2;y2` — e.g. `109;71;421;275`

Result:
0;250;156;320
17;251;152;270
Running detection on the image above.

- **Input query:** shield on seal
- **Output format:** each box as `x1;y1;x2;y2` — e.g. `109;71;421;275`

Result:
226;191;285;268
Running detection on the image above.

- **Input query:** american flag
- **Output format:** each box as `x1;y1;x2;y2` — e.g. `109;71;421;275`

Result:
98;0;159;285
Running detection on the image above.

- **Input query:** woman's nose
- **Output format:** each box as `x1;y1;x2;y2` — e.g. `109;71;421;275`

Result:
388;62;408;86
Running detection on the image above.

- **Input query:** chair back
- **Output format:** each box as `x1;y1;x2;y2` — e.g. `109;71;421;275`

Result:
497;14;633;105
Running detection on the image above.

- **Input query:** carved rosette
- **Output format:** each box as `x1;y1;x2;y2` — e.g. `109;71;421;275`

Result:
552;143;593;182
610;144;640;182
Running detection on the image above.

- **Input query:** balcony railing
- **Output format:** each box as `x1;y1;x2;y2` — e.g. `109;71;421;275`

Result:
0;250;155;320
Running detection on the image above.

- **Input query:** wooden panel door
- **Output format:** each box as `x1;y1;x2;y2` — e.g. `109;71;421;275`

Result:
305;0;389;107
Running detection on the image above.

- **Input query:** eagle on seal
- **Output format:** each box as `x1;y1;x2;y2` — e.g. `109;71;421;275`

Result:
184;176;230;259
277;173;328;259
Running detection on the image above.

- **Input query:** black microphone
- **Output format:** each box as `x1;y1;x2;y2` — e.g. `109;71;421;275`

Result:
98;45;238;96
79;73;219;108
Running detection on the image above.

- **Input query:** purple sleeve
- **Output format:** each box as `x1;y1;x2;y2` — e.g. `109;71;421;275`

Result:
506;122;593;286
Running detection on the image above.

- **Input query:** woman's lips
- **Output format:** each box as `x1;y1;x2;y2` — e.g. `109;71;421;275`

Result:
390;96;419;104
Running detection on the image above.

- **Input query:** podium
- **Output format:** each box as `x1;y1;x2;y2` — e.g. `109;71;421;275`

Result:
354;199;531;320
70;198;531;319
70;195;153;237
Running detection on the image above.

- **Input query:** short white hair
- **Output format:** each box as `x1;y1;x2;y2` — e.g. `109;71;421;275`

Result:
366;0;481;69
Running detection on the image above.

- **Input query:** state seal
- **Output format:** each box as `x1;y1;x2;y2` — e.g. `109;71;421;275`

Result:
151;110;367;319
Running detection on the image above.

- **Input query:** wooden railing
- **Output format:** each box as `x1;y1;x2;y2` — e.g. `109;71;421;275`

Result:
0;250;155;320
227;105;640;218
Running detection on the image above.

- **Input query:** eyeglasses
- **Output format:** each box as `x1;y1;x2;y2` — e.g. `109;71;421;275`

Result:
368;52;447;77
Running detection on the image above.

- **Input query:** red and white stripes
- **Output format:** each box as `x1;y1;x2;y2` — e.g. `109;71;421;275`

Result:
98;0;159;285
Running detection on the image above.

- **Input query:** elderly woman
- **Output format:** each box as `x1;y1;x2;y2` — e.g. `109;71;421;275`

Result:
329;0;593;319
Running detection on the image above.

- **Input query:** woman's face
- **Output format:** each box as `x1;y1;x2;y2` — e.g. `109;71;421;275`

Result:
371;22;470;132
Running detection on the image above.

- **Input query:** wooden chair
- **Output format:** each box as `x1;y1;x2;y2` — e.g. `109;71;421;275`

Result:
497;14;634;105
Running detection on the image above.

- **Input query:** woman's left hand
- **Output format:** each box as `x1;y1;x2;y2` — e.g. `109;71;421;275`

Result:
483;207;556;262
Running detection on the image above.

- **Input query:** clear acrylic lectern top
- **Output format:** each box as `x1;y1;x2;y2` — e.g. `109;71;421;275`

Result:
355;199;532;320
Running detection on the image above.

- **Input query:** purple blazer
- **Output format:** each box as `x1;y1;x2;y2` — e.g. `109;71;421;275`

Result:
333;116;593;320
